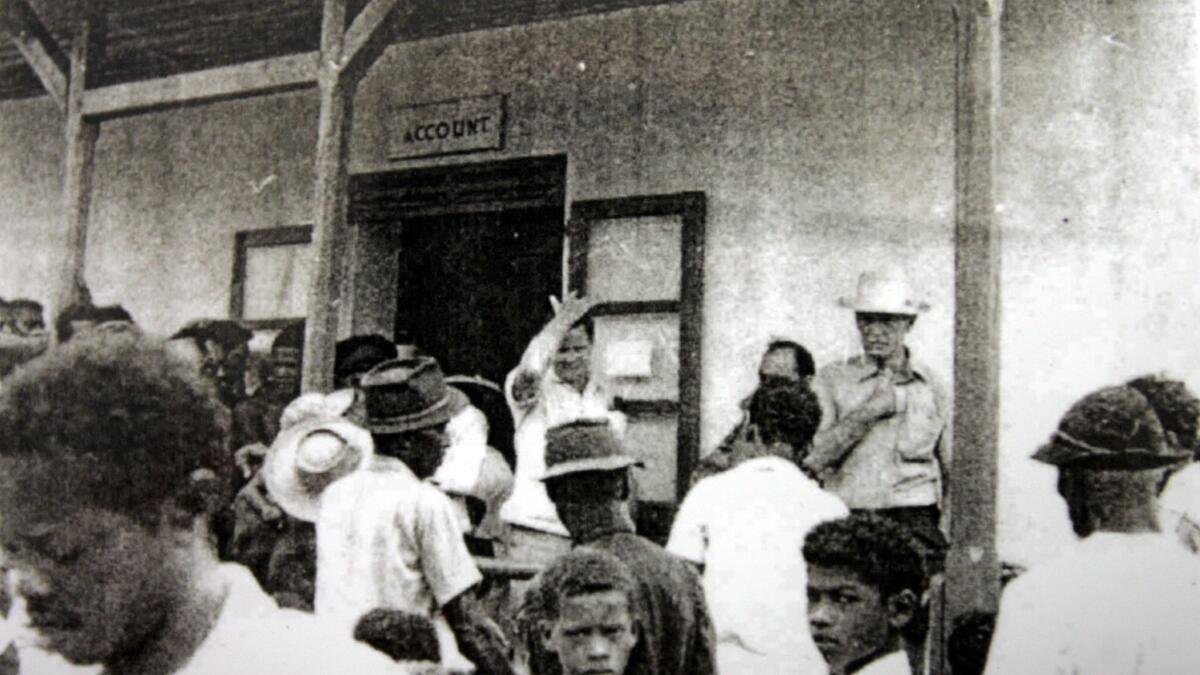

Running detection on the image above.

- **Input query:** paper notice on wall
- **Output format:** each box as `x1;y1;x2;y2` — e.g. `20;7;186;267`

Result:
605;340;653;378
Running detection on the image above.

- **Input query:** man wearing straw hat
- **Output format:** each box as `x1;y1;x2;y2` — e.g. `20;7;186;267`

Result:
806;266;949;566
984;384;1200;674
268;356;512;674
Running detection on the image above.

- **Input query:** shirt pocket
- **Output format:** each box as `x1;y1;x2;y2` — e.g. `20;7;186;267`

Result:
895;387;944;462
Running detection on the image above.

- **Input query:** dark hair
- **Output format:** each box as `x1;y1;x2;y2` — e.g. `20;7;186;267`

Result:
765;339;816;378
54;302;97;342
803;513;927;600
947;610;996;675
545;469;630;504
749;381;823;450
335;335;397;382
373;428;445;479
5;298;42;314
353;609;441;663
93;304;133;324
273;321;306;353
1127;375;1200;459
541;548;637;619
0;333;230;523
569;314;595;342
170;319;252;353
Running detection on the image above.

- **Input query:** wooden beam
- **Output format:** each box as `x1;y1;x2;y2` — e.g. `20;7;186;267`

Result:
82;52;318;120
301;0;353;393
0;0;68;109
340;0;404;83
943;0;1004;669
56;18;103;313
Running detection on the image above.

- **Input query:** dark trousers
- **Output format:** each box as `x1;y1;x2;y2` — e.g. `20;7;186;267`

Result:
852;504;947;574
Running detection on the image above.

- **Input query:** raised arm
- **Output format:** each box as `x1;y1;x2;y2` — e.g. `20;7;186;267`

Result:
443;590;515;675
507;292;596;409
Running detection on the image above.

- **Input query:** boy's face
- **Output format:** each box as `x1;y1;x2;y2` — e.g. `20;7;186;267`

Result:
547;589;637;675
806;564;893;674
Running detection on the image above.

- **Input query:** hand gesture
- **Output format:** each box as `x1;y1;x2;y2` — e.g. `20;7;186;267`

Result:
858;370;898;420
549;290;596;326
234;442;270;480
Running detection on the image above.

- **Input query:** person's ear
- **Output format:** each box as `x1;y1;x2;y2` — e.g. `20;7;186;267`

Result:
538;619;557;648
885;589;918;632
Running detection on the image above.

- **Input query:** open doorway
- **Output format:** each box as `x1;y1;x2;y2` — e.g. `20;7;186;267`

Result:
348;154;567;390
394;207;562;385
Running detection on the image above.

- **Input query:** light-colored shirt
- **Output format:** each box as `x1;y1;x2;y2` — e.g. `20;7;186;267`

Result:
984;532;1200;675
1159;463;1200;553
315;456;482;670
855;650;911;675
810;355;949;509
501;330;621;535
667;455;849;675
182;564;395;673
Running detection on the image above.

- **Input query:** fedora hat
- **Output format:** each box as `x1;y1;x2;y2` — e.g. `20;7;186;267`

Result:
541;419;643;481
838;266;929;316
360;357;469;434
263;411;374;522
1032;385;1192;470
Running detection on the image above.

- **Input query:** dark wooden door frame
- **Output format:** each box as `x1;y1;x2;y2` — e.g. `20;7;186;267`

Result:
567;191;706;503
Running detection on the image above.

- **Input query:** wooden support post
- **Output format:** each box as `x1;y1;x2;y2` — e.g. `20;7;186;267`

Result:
57;16;104;313
0;0;69;109
943;0;1003;669
301;0;353;393
302;0;407;392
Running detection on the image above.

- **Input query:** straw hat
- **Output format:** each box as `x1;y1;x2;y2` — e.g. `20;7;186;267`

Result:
838;266;930;316
262;391;374;522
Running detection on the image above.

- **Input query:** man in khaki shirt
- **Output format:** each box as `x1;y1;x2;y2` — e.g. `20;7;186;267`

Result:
804;267;949;566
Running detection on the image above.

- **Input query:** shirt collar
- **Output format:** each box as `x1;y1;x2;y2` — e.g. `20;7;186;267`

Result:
851;350;929;384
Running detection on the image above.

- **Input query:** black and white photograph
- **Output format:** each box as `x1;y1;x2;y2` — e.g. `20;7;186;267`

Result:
0;1;1198;673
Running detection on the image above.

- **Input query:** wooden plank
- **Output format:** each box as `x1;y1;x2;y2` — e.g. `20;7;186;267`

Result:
676;192;705;502
340;0;403;83
56;18;101;313
943;0;1004;671
591;300;680;316
301;0;352;393
0;0;68;108
81;51;318;120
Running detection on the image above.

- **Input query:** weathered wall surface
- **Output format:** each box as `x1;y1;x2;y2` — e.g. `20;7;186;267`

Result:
0;0;1196;563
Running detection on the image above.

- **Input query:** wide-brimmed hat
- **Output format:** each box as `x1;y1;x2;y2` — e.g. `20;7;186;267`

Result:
360;357;469;434
838;266;929;315
541;419;643;481
1032;385;1192;470
263;391;374;522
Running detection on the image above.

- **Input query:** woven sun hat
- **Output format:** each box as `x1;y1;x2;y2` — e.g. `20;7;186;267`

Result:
838;265;930;316
262;391;374;522
540;419;643;481
1032;384;1192;470
360;357;469;434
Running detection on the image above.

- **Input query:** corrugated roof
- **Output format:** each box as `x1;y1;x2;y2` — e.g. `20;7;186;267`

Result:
0;0;684;101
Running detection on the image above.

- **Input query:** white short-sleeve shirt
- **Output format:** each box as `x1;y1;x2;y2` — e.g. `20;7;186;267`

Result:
315;456;483;667
667;455;849;675
984;532;1200;675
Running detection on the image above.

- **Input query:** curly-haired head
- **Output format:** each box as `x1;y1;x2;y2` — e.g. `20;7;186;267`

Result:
541;548;638;620
353;609;440;663
803;513;927;600
1127;374;1200;459
0;333;231;524
749;380;823;451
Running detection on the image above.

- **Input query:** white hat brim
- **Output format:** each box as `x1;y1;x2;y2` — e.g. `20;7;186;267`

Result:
262;417;375;522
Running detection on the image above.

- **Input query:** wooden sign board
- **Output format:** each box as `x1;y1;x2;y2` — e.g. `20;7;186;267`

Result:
388;94;506;160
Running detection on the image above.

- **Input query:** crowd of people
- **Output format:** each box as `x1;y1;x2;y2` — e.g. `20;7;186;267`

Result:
0;263;1197;674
